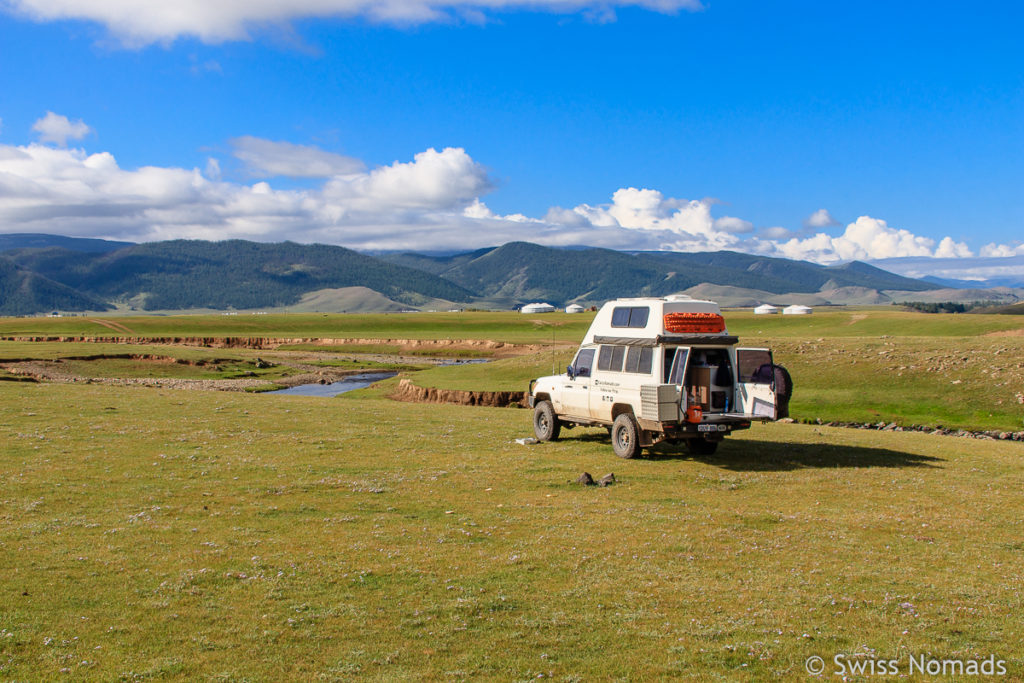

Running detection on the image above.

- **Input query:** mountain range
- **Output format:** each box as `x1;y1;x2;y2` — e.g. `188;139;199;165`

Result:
0;234;1018;316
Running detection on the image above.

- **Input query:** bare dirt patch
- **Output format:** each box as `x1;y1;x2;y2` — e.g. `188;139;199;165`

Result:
389;378;525;408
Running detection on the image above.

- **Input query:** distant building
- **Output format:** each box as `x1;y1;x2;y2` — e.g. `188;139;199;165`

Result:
565;304;585;314
754;304;779;315
783;304;813;315
521;302;555;314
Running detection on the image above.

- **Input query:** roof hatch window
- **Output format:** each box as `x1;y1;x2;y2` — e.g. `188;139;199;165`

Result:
611;306;650;329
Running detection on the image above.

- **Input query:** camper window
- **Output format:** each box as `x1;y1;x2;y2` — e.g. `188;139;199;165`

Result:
624;346;653;374
610;306;650;329
597;345;626;372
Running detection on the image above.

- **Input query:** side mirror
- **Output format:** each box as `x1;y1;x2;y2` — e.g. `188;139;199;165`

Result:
566;365;575;380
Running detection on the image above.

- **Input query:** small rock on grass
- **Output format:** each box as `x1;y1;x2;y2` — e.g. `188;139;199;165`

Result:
598;473;615;487
575;472;595;486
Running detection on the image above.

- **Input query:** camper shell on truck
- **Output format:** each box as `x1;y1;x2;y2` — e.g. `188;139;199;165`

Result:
528;295;791;458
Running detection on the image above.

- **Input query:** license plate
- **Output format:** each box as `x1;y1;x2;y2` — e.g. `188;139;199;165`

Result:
698;424;727;432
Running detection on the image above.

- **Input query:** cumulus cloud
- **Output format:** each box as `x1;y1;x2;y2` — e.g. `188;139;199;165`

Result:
980;242;1024;257
231;136;365;178
0;122;1004;263
31;112;93;146
323;147;490;210
803;208;839;228
774;216;972;264
759;226;792;240
713;216;754;234
4;0;704;46
560;188;741;251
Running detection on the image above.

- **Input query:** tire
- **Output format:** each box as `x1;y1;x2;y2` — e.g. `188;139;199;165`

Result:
686;438;718;456
533;401;561;441
611;413;641;459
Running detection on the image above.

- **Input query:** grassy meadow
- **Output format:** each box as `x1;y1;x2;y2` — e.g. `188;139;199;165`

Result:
361;309;1024;432
1;307;1023;679
2;381;1023;680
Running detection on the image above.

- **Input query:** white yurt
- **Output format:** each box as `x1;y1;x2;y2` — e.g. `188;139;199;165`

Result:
565;304;585;314
753;304;779;315
782;304;813;315
521;302;555;314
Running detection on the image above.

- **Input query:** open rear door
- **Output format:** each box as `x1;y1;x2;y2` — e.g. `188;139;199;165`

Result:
735;348;777;419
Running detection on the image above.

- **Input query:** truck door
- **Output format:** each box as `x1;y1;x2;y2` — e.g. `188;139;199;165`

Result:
735;348;777;418
562;347;595;419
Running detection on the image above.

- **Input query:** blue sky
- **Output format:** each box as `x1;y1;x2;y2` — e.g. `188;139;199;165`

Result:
0;0;1021;271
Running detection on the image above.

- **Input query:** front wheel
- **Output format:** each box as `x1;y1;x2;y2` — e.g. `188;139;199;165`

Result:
611;413;641;459
533;401;561;441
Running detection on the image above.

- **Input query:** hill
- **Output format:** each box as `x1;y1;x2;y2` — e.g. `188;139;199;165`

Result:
0;256;112;315
2;240;474;312
380;242;941;307
0;233;133;253
0;235;967;315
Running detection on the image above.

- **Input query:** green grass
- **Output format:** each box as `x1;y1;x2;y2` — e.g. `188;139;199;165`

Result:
774;336;1024;432
4;308;1023;343
0;311;598;343
405;351;575;393
0;341;249;363
4;308;1023;431
306;359;429;372
277;344;495;358
396;330;1024;431
2;382;1023;679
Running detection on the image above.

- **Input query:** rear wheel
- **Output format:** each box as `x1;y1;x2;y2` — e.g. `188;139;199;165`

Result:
611;413;641;459
533;401;561;441
686;438;718;456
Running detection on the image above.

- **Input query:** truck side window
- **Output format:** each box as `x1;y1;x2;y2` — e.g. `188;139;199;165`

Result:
597;345;626;372
638;347;653;374
610;345;625;371
573;348;595;377
625;346;653;374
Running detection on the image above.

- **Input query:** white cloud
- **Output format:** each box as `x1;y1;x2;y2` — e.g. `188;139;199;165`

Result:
759;226;792;240
934;235;972;258
0;126;1007;264
868;255;1024;285
4;0;704;46
31;112;93;146
563;188;741;251
775;216;972;263
205;157;222;181
323;147;490;210
980;242;1024;257
804;208;839;228
713;215;754;234
231;136;365;178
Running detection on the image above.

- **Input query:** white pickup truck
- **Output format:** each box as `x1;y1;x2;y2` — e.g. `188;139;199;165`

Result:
528;295;791;458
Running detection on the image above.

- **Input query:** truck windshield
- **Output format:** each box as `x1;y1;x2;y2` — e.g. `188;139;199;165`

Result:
667;348;689;385
573;348;595;377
